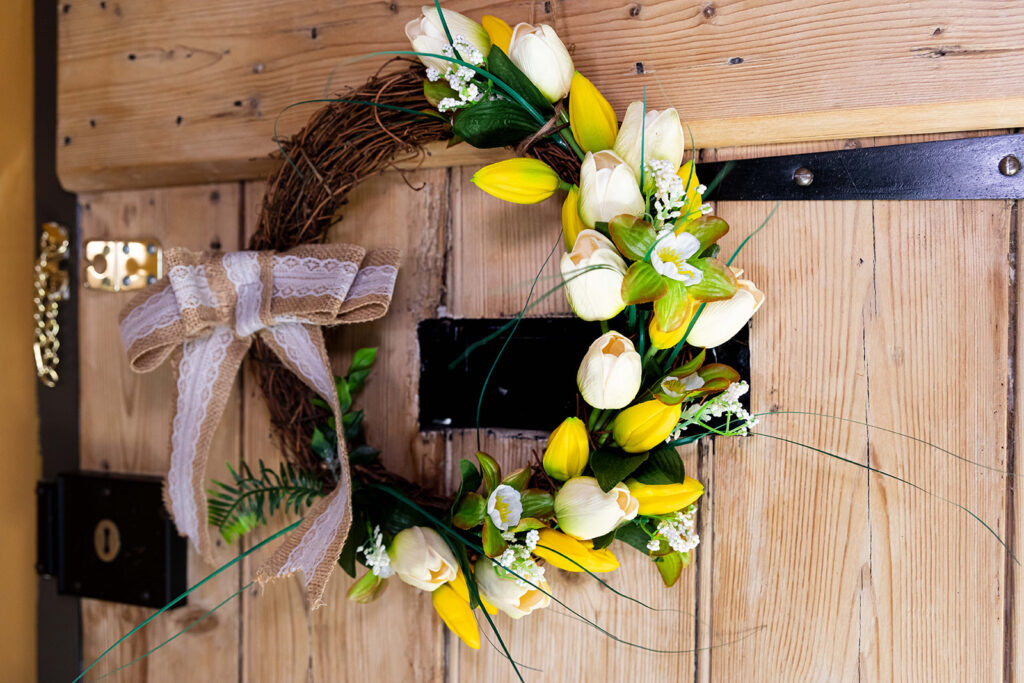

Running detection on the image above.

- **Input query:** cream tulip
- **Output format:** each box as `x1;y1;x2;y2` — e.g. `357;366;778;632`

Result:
613;102;685;182
405;7;491;74
554;476;639;540
578;150;645;228
560;229;627;321
474;556;551;619
577;331;642;409
387;526;458;592
508;23;574;102
685;277;765;348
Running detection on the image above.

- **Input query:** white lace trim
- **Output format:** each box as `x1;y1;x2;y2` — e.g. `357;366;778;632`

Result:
222;252;264;336
169;326;234;551
268;323;336;404
121;285;180;350
277;485;350;584
346;265;398;301
272;256;359;300
168;264;219;311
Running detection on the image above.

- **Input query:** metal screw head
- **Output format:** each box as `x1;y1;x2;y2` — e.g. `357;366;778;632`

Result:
121;276;131;287
122;244;131;254
999;154;1021;177
146;243;157;254
793;167;814;186
147;275;157;285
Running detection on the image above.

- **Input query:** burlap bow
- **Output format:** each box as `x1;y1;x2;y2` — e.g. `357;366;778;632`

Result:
119;243;399;608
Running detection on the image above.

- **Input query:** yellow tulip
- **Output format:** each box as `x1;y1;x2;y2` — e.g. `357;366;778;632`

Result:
532;528;619;573
472;158;560;204
542;417;589;481
561;185;586;251
612;400;683;453
481;15;513;53
648;297;699;349
568;72;618;153
448;568;498;614
626;477;704;515
432;583;481;650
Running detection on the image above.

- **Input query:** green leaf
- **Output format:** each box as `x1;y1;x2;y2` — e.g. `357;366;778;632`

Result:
589;447;649;492
699;243;720;259
453;492;486;529
683;215;730;251
655;551;686;587
652;280;694;335
343;410;364;442
347;368;372;395
350;347;378;373
456;458;482;501
476;451;501;493
338;521;366;578
615;520;652;554
631;461;674;485
348;444;380;466
501;467;531;491
452;98;541;148
698;363;741;385
509;517;547;533
674;348;706;377
424;79;458;108
520;489;554;519
621;261;668;306
311;427;334;462
648;444;686;484
335;376;353;414
608;214;657;261
593;221;611;240
686;257;738;302
485;45;553;117
591;529;616;550
482;517;508;558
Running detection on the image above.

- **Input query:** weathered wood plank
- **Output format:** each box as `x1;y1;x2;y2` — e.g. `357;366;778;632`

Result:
79;185;242;682
57;0;1024;191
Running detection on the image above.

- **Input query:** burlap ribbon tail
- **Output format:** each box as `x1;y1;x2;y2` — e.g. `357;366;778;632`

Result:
119;243;399;608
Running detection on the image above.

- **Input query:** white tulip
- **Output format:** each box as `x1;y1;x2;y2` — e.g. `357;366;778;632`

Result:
577;331;642;409
474;556;551;619
578;150;645;228
554;476;639;540
508;23;574;102
613;101;685;182
560;229;627;321
686;277;765;348
387;526;458;592
405;7;490;74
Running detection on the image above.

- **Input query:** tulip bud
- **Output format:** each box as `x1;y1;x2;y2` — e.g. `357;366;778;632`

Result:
486;484;523;531
532;528;619;573
472;158;560;204
686;277;765;348
578;151;645;228
577;331;642;409
405;8;491;74
561;185;586;251
388;526;458;592
448;568;498;614
613;101;685;182
626;477;704;515
554;476;639;540
542;417;589;481
474;556;551;619
648;314;688;350
346;570;389;604
508;23;574;102
612;399;683;453
432;583;480;649
480;15;513;53
560;230;627;321
569;72;618;153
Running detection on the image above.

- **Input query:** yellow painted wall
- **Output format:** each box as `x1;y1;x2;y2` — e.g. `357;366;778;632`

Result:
0;0;39;680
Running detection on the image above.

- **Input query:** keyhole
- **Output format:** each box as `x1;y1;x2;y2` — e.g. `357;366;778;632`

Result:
93;519;121;563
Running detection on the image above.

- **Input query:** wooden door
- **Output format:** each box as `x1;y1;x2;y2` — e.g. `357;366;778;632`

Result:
59;2;1023;681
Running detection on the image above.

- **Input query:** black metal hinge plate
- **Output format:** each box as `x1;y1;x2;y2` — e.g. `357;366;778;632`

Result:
37;472;187;609
699;134;1024;201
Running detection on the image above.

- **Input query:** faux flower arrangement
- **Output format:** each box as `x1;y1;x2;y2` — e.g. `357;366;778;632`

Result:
336;5;764;654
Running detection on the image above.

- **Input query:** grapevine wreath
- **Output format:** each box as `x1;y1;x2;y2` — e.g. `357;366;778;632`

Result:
99;5;778;679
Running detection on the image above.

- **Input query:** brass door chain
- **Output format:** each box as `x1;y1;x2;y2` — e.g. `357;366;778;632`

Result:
34;223;70;387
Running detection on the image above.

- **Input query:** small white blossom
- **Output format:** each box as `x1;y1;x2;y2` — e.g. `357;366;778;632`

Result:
646;159;688;223
652;505;700;554
356;525;394;578
495;536;546;589
432;36;487;113
646;539;661;551
669;381;757;440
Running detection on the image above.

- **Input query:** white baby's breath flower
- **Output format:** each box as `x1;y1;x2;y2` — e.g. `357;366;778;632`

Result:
495;536;546;589
653;506;700;554
356;525;394;578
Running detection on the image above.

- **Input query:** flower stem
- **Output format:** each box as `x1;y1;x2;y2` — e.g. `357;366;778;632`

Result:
557;111;586;161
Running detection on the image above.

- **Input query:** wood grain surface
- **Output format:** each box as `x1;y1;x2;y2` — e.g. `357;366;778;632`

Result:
75;150;1018;680
57;0;1024;191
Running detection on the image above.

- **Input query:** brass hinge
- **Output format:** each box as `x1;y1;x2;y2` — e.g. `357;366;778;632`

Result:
83;239;162;292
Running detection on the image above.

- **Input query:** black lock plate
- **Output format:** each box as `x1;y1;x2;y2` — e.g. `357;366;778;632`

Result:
38;472;187;609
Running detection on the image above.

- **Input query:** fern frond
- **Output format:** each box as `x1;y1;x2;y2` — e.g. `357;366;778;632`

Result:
207;460;325;543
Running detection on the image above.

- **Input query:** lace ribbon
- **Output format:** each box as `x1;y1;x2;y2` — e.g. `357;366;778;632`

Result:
119;243;400;608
